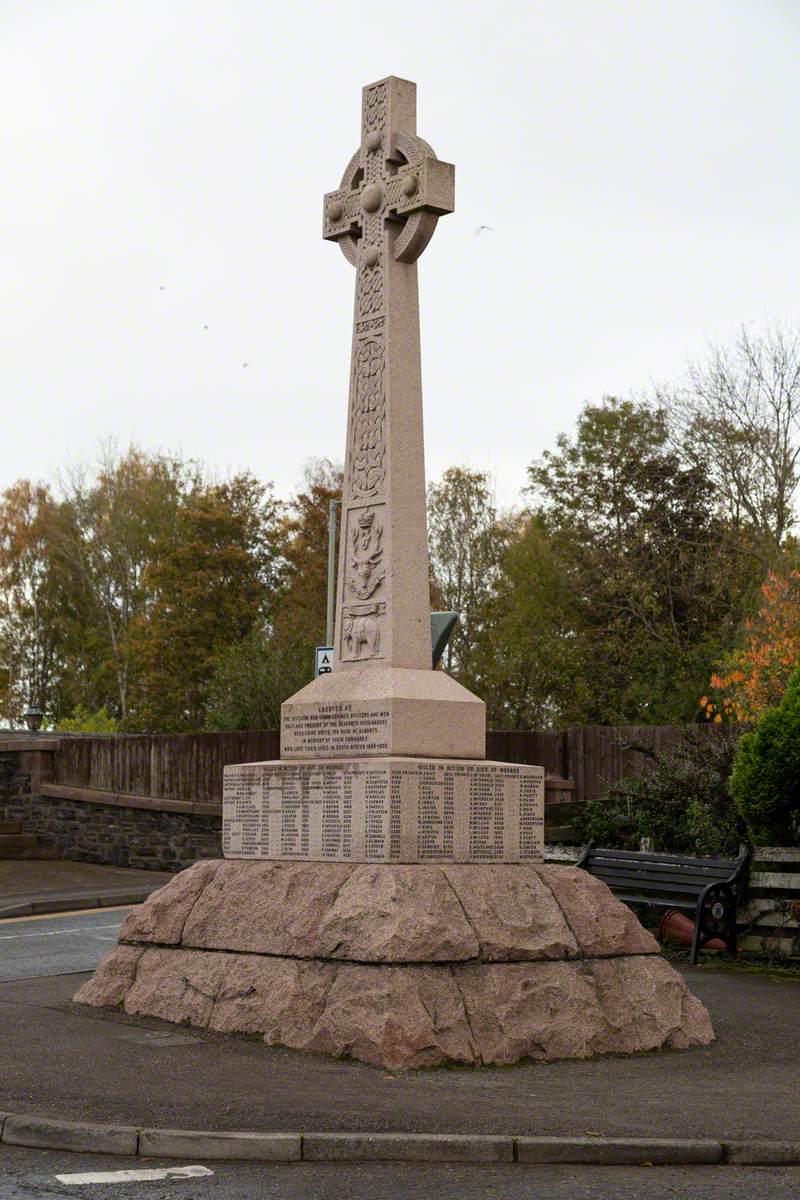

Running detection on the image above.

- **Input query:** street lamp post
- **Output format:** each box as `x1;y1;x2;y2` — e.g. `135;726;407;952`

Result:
22;705;44;733
326;498;339;648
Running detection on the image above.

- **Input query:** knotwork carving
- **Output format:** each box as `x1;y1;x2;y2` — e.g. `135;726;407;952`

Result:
355;317;385;334
346;507;385;600
364;83;387;134
349;337;385;498
357;260;384;318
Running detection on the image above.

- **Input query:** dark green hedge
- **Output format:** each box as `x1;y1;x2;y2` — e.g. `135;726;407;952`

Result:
730;666;800;846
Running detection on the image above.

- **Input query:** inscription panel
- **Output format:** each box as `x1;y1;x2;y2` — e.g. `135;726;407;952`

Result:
282;703;391;758
223;758;544;863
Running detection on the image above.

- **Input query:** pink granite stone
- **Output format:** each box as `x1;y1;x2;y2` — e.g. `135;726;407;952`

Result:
121;947;228;1027
587;954;715;1052
76;944;713;1071
536;865;660;957
314;865;479;962
118;860;220;946
290;964;476;1069
120;862;610;964
209;955;337;1040
180;860;354;957
453;960;608;1065
76;856;712;1070
442;865;579;961
73;943;144;1008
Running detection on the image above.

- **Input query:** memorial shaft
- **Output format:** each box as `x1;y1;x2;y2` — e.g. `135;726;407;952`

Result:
323;77;455;671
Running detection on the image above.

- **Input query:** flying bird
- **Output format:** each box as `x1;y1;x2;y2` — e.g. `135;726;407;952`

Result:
242;362;250;368
474;225;494;235
203;324;209;331
159;285;166;291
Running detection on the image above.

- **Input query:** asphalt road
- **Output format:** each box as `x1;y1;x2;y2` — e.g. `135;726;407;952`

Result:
0;909;130;982
1;1148;800;1200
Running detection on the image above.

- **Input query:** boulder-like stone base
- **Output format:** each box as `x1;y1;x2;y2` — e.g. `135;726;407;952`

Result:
75;861;714;1070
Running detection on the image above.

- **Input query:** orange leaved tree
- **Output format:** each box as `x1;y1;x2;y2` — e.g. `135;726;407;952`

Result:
703;569;800;721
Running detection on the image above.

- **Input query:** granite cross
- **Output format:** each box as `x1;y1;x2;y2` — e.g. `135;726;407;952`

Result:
323;76;454;671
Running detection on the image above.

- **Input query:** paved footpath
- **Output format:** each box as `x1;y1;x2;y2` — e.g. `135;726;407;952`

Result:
0;862;172;919
2;1146;800;1200
0;962;799;1143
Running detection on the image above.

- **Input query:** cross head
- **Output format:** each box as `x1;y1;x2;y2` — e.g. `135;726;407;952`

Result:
323;77;454;267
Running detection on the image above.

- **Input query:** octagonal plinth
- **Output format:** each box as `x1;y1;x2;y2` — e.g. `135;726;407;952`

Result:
280;667;486;760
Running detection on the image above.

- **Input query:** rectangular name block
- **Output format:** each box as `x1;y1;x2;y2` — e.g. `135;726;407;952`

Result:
223;758;544;864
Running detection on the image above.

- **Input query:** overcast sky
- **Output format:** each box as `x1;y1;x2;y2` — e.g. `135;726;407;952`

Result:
3;0;799;507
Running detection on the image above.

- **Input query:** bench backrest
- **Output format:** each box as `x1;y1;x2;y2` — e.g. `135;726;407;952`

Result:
579;844;745;901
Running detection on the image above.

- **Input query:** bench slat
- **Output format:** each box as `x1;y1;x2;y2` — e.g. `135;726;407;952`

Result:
584;847;739;871
589;867;728;889
613;893;697;910
590;872;713;897
586;855;735;881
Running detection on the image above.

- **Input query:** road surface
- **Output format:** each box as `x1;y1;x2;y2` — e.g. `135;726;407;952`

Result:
0;908;130;982
1;1147;799;1200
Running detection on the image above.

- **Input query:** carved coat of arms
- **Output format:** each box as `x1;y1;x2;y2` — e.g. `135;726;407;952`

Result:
346;509;385;600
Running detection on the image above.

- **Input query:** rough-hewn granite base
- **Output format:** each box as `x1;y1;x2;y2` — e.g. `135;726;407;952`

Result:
75;860;714;1070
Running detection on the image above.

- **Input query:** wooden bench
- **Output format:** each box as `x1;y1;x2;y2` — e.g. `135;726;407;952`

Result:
576;842;749;963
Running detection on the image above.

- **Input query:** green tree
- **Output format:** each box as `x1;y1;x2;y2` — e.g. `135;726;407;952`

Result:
271;459;342;667
427;466;508;684
53;445;191;721
0;481;64;723
577;728;746;856
206;631;310;731
668;322;800;562
204;459;342;731
509;397;758;724
475;513;588;728
56;704;119;734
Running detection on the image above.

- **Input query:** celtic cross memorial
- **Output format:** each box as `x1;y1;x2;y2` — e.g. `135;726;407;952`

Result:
223;77;544;864
323;75;454;673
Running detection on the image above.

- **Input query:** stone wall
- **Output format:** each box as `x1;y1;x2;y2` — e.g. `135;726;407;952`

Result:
0;749;30;825
16;789;221;872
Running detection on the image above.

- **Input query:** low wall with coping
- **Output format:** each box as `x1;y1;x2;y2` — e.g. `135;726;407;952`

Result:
28;790;222;872
0;737;221;871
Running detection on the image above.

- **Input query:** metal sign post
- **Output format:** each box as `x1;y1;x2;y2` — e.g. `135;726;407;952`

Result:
315;646;334;677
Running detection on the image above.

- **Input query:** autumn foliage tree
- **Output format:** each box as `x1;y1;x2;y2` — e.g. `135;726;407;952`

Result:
52;446;189;722
703;569;800;722
135;474;281;731
205;459;342;732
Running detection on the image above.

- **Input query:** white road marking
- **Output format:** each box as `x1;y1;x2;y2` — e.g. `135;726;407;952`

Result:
0;923;121;940
55;1164;213;1184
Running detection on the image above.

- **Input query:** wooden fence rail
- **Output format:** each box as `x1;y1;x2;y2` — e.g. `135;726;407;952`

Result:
50;723;747;807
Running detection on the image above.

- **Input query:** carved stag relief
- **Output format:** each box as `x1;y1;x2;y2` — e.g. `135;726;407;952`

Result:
345;507;385;600
342;602;385;661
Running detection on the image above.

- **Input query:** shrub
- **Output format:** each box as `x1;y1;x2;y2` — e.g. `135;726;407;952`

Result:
55;705;119;734
730;666;800;846
576;728;746;857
